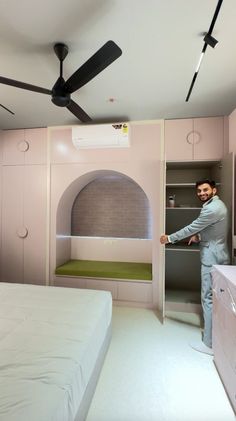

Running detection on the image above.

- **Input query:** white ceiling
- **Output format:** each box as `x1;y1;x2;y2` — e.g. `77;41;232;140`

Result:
0;0;236;130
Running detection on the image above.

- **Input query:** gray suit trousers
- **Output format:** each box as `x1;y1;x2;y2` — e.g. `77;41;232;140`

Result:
201;264;213;347
169;196;229;348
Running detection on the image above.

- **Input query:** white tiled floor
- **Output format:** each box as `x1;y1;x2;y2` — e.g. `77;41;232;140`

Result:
86;306;235;421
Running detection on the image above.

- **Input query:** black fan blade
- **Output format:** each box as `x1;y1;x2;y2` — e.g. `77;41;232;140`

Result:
67;99;92;122
64;40;122;94
0;103;15;115
0;76;51;95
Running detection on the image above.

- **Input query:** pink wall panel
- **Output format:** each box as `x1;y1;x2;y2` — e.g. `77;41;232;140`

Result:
50;121;165;310
229;108;236;153
50;122;163;164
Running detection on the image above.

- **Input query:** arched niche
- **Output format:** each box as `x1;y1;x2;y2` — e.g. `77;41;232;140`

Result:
49;121;165;311
56;169;153;266
71;172;152;239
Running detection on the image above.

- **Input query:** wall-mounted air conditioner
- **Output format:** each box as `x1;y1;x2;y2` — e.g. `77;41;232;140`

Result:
72;123;129;149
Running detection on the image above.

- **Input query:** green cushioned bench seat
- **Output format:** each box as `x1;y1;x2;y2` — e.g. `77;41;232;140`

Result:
55;259;152;281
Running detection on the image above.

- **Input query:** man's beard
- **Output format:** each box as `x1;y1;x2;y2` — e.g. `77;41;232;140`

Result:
198;191;214;203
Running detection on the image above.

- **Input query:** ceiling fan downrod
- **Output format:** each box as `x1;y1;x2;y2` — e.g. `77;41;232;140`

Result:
51;43;71;107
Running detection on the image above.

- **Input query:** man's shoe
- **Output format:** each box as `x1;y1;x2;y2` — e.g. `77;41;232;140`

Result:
189;341;213;356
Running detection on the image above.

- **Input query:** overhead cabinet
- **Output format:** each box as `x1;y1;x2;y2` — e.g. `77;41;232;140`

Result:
2;128;47;165
165;117;224;161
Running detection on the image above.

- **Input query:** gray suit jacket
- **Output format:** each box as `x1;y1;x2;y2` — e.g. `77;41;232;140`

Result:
169;195;230;266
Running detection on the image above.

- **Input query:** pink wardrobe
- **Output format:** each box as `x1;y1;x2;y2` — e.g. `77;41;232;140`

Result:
0;115;234;318
0;121;166;315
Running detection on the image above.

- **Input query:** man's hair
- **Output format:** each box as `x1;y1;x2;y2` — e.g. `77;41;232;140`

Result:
195;179;216;189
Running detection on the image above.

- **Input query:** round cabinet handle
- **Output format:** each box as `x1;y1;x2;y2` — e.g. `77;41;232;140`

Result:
186;131;194;145
17;140;29;152
17;227;28;238
186;131;201;145
192;131;201;145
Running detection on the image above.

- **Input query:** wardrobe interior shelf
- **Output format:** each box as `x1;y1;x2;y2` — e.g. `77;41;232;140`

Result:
166;183;196;187
166;243;200;252
166;160;220;169
166;207;201;210
166;182;220;188
165;159;222;313
165;289;201;304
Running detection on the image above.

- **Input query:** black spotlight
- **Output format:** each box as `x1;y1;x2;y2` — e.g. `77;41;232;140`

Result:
204;33;218;48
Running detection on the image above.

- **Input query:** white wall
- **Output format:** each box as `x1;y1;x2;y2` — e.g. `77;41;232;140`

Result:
71;237;152;263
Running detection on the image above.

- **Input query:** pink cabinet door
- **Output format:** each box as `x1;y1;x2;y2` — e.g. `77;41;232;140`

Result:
0;131;3;163
1;166;24;282
2;130;25;165
2;128;47;165
24;128;48;165
165;117;224;161
212;268;236;413
23;165;47;284
165;119;193;160
229;109;236;153
193;117;224;160
0;134;2;278
1;165;47;284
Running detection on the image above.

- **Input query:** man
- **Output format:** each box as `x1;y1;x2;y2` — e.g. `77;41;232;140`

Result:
160;179;230;355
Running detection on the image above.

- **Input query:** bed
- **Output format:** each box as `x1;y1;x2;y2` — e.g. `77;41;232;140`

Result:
0;282;112;421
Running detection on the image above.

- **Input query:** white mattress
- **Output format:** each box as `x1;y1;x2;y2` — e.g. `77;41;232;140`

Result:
0;282;112;421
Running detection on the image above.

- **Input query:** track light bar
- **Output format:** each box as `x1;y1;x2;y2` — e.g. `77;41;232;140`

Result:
0;103;15;115
185;0;223;102
195;52;205;73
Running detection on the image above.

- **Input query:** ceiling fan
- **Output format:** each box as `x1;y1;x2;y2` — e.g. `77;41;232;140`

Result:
0;40;122;122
